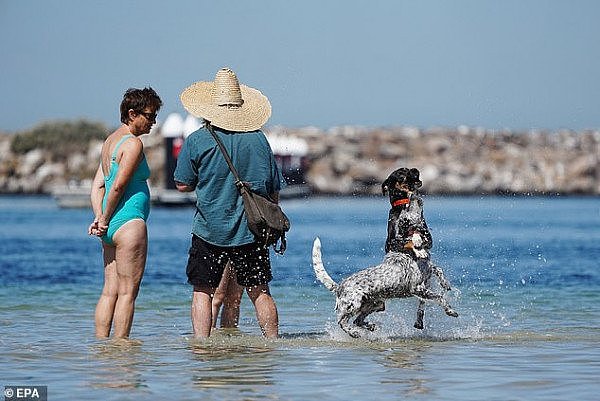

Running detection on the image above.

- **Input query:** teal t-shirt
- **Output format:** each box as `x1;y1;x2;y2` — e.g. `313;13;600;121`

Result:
174;126;286;246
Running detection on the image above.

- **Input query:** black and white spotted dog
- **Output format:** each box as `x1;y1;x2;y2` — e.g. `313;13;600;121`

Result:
382;167;457;329
312;168;458;338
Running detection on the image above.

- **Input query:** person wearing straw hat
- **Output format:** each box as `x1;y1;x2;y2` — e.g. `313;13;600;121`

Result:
174;68;286;338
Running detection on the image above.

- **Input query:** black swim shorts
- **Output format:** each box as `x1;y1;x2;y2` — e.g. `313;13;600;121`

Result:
185;235;272;288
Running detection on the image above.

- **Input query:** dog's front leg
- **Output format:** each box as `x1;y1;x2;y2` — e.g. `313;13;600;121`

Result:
431;263;451;291
413;286;458;318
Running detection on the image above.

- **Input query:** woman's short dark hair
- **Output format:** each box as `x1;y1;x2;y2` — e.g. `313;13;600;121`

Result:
120;87;163;124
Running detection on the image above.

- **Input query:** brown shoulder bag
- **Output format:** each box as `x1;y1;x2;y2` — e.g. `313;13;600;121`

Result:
207;124;290;254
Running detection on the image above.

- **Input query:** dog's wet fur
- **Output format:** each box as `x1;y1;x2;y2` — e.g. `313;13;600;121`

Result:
312;167;458;338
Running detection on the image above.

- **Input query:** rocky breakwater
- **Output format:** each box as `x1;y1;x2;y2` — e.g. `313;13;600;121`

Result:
0;120;165;194
0;120;598;196
284;125;600;195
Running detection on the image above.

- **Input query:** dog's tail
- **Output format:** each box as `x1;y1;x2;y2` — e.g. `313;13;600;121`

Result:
312;237;337;291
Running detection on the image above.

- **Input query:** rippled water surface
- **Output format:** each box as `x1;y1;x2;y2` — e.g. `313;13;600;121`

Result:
1;195;599;400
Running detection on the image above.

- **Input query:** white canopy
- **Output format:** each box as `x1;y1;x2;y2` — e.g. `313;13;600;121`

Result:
183;115;202;137
161;113;184;138
161;113;203;138
266;135;308;156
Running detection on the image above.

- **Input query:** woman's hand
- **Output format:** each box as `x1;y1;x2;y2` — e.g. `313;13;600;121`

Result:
88;218;99;235
88;216;108;237
96;216;109;237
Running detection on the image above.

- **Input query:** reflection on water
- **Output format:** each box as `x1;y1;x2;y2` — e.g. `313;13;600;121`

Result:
189;331;277;390
382;343;431;369
379;344;432;397
89;339;148;391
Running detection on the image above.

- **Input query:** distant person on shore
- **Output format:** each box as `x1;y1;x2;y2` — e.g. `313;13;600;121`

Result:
88;87;162;338
174;67;285;338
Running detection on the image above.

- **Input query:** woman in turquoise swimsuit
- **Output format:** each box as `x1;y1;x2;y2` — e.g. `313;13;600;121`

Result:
88;87;162;339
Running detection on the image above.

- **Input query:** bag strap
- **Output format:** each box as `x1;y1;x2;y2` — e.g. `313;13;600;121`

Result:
207;123;287;253
206;124;245;190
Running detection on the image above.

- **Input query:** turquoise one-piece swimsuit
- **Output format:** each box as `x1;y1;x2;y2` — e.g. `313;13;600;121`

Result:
101;134;151;245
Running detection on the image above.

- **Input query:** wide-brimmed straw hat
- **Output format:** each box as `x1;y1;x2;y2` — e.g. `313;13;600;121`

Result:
180;68;271;132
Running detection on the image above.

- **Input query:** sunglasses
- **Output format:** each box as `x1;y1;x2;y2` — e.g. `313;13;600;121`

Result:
138;111;157;121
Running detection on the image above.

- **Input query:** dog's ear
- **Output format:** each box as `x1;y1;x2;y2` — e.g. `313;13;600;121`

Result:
381;178;391;195
409;168;422;189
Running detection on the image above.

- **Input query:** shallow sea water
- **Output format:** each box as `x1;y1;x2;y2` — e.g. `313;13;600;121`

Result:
1;195;599;400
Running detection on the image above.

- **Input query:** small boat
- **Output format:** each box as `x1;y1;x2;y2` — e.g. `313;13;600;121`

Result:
52;184;196;208
151;189;196;206
51;183;91;208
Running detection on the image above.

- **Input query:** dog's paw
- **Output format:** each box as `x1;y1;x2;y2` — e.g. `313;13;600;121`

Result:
346;329;362;339
411;233;423;248
374;300;386;312
363;322;377;332
413;321;424;330
445;308;459;318
354;318;377;331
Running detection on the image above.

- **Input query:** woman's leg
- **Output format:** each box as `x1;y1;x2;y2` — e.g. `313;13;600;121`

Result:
211;262;230;328
111;219;147;338
220;267;243;328
95;244;118;338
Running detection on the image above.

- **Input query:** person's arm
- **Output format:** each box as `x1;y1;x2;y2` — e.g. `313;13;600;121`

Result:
88;163;106;236
98;138;143;229
173;134;198;193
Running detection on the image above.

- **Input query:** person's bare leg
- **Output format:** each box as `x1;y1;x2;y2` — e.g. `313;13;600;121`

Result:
192;285;215;338
95;244;118;338
220;267;243;328
246;285;278;338
111;219;147;338
211;262;231;328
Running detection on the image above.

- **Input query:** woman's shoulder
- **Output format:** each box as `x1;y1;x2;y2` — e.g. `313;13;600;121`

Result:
104;132;143;161
103;126;131;146
120;135;144;154
107;125;129;140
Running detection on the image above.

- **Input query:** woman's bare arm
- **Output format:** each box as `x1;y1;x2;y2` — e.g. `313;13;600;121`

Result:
98;137;143;228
